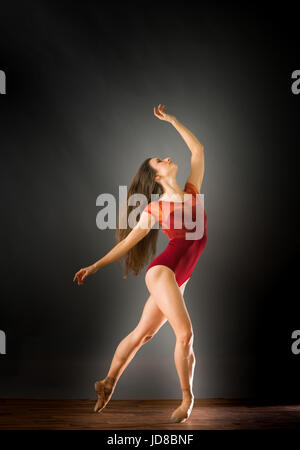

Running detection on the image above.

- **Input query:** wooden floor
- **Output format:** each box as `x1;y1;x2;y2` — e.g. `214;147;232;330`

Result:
0;398;299;429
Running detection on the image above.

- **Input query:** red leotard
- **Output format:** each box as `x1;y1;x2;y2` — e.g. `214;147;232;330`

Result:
144;181;207;287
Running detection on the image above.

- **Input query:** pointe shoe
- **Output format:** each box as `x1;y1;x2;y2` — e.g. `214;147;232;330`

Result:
94;379;114;413
171;396;194;423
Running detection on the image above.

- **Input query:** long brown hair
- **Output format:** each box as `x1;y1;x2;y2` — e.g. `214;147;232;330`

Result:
115;157;163;279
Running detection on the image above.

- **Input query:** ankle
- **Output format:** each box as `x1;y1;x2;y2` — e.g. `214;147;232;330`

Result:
105;376;116;386
182;388;193;398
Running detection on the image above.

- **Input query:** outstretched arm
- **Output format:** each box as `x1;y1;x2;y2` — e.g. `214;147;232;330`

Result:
154;104;205;192
92;217;152;272
73;211;154;285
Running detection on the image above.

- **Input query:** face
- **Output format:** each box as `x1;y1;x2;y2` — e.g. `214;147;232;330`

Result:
149;157;178;183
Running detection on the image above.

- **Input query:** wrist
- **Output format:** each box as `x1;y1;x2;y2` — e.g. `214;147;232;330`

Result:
91;263;99;273
169;116;177;126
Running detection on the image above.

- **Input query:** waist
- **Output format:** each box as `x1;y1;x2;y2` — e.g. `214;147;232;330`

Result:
169;234;206;244
166;228;207;241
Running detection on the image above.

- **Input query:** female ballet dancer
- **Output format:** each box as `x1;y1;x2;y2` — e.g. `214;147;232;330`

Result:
73;104;207;423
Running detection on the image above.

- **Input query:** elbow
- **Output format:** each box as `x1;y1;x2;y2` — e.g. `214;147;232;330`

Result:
192;145;204;156
123;227;148;253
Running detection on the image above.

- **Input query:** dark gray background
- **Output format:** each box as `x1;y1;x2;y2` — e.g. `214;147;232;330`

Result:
0;1;299;400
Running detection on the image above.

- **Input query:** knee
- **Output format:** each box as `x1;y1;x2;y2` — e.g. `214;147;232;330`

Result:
177;330;194;346
132;330;154;346
141;334;154;344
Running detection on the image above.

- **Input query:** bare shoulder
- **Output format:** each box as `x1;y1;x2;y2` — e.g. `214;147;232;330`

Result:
138;209;156;230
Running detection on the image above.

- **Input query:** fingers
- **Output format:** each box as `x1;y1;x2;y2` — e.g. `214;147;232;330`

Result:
73;270;81;282
78;277;84;285
154;105;161;118
73;268;86;285
154;104;165;119
78;271;85;285
154;104;167;119
82;271;88;282
158;103;164;115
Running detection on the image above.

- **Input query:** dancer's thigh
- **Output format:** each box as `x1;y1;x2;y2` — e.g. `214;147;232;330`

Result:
133;294;167;340
134;277;189;341
145;265;193;339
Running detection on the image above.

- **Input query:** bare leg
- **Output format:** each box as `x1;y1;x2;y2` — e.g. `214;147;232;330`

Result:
94;293;167;412
145;266;195;423
94;279;190;413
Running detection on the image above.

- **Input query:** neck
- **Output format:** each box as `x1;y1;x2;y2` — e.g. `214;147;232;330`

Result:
160;179;185;200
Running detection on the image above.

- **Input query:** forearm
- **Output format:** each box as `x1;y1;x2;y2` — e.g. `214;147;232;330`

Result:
92;240;128;271
170;117;204;154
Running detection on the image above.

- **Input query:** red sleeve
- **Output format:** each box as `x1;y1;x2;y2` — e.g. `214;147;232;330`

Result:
184;181;199;196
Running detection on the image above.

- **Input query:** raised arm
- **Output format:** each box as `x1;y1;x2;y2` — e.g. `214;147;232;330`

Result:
154;104;205;192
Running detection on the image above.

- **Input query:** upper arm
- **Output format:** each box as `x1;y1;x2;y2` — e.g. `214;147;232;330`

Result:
123;210;156;251
185;149;204;193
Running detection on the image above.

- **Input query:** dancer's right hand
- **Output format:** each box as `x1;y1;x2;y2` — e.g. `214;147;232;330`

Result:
154;104;176;123
73;264;97;286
